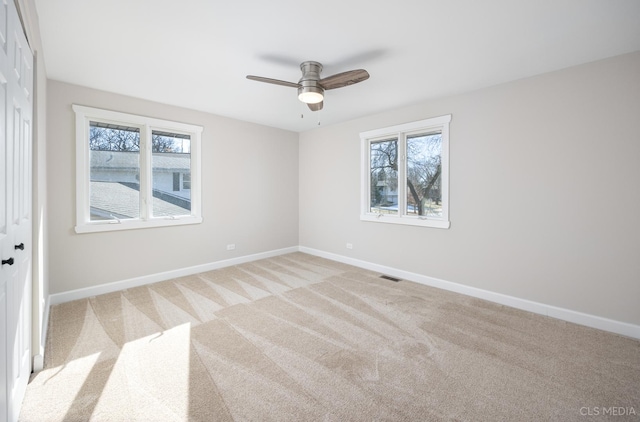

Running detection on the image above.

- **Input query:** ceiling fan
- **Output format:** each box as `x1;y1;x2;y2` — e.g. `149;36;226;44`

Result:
246;61;370;111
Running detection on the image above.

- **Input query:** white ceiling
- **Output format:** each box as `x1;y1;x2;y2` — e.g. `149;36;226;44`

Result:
34;0;640;133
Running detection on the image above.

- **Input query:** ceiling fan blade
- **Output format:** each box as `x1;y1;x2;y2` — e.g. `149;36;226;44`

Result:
246;75;299;88
307;101;323;112
319;69;369;90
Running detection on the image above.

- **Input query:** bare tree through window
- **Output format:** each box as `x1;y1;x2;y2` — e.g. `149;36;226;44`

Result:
406;133;442;217
90;123;140;152
370;138;398;214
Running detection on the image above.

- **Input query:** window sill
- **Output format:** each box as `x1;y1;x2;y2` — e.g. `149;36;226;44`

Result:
360;214;450;229
75;216;203;234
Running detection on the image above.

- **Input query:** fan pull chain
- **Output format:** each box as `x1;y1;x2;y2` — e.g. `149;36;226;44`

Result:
300;109;320;125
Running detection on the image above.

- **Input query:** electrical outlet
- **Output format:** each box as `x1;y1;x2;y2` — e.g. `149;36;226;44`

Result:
346;243;353;249
226;244;235;250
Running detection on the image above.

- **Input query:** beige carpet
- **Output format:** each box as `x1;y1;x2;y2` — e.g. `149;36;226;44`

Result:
20;253;640;421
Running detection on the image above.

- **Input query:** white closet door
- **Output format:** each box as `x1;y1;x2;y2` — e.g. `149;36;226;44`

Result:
0;0;12;420
0;0;33;420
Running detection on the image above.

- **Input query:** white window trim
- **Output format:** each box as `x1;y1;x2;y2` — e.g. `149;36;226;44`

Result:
360;114;451;229
73;105;203;233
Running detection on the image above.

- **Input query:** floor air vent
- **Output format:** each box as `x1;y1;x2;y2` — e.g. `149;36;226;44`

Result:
380;275;401;282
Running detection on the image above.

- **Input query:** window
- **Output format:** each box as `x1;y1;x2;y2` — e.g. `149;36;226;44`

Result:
182;173;191;190
360;114;451;229
173;173;180;191
73;105;203;233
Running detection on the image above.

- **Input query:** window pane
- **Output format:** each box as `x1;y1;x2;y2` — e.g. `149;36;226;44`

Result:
406;132;442;217
370;138;398;214
89;122;140;220
151;131;191;217
182;173;191;190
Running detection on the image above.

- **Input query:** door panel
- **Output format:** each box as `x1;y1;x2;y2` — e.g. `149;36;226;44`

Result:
0;65;6;237
11;106;19;226
0;1;6;55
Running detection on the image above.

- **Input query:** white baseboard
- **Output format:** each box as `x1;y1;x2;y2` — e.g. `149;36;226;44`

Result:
299;246;640;340
48;246;299;306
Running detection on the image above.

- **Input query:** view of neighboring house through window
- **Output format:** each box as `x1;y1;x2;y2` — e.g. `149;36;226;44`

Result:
151;130;191;217
361;114;451;229
74;105;202;233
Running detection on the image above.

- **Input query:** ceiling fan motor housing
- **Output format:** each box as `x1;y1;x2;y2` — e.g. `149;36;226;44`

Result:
298;61;324;103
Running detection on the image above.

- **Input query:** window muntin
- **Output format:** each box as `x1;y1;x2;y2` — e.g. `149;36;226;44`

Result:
360;115;451;229
74;105;203;233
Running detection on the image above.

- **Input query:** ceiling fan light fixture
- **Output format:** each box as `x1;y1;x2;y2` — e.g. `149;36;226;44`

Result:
298;86;324;104
247;60;368;112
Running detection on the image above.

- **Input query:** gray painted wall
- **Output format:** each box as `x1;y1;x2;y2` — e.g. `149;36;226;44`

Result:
299;52;640;326
47;80;299;294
